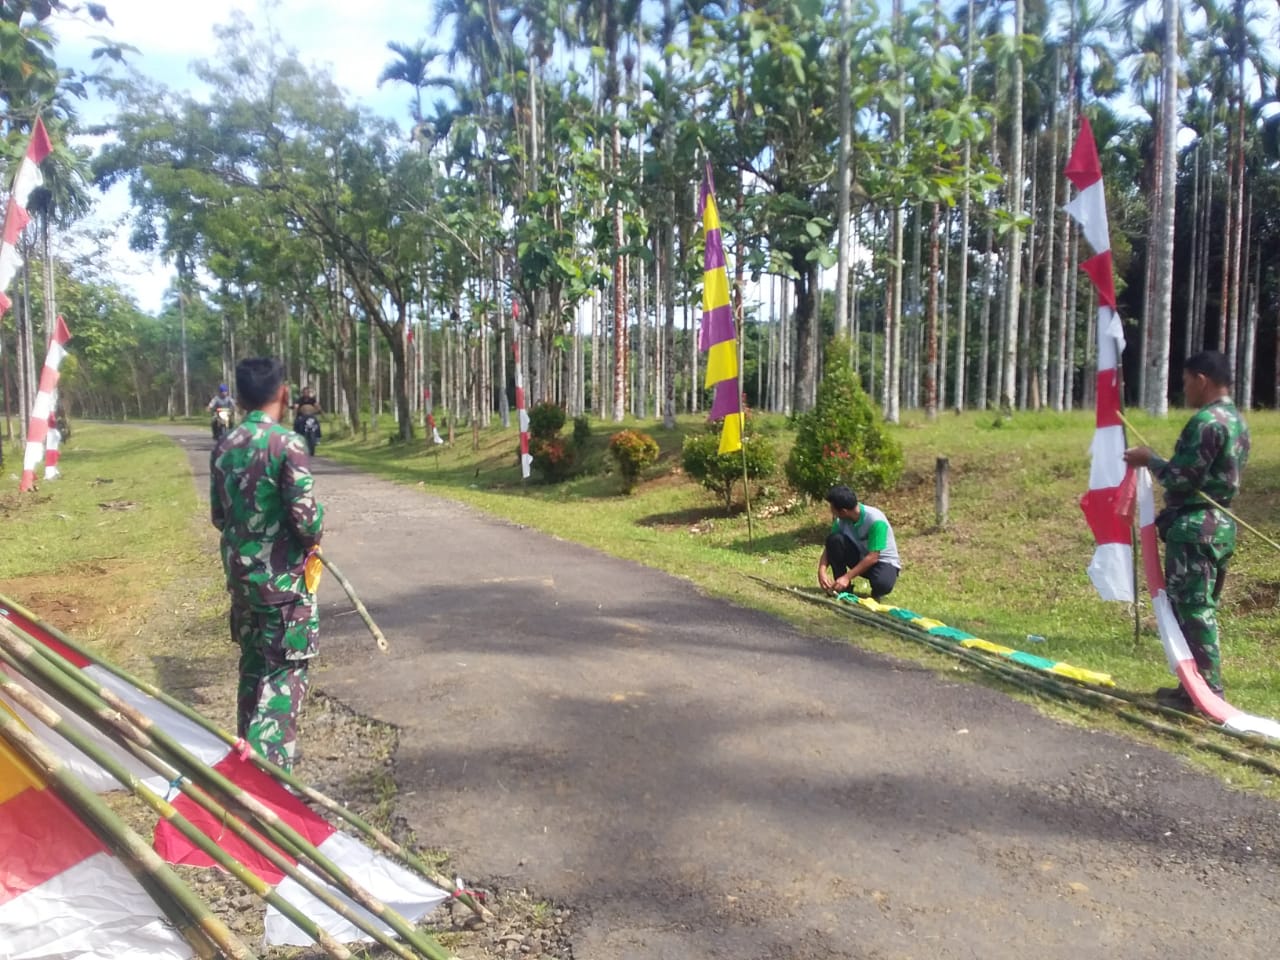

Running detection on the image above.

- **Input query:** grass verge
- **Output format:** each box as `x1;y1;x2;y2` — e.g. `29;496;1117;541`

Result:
319;408;1280;775
0;423;227;674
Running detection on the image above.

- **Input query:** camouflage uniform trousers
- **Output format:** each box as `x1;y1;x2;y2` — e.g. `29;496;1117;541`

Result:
1165;538;1232;692
230;601;317;771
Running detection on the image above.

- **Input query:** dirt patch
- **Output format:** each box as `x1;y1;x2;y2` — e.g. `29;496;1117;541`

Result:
0;560;145;637
1234;579;1280;616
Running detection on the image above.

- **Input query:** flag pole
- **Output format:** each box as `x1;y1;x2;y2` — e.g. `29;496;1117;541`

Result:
1112;340;1140;646
738;408;754;546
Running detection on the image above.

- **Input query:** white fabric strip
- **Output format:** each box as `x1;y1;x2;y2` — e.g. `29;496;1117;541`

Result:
0;851;192;960
1088;426;1127;490
265;831;448;946
1150;591;1191;671
11;158;44;208
1063;180;1110;255
1087;543;1133;602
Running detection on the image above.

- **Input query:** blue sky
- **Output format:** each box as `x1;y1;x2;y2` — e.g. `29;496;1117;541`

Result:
56;0;432;312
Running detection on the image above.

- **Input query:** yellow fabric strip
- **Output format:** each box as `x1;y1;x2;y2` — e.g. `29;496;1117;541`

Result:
703;191;721;231
858;599;896;614
718;410;742;454
0;702;44;803
910;617;947;630
961;638;1015;657
1049;663;1116;687
703;267;731;315
705;338;738;387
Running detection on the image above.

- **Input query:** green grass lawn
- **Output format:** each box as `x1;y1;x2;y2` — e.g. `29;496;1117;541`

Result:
320;407;1280;722
0;423;226;670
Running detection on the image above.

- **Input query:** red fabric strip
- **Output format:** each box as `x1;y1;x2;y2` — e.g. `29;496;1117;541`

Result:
27;119;52;165
1064;117;1102;191
1080;486;1132;546
0;606;92;668
1080;251;1117;309
0;786;104;905
155;752;335;883
1095;370;1121;428
1140;523;1165;591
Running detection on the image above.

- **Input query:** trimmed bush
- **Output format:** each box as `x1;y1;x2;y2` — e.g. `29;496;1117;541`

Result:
528;402;566;440
681;416;776;510
785;343;902;499
572;414;591;446
608;429;660;494
530;434;575;482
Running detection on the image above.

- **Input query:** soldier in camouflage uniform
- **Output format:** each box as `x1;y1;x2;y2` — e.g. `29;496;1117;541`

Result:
1124;350;1250;711
210;357;325;770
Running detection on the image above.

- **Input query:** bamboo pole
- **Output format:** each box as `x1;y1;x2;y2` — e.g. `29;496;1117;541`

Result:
0;702;260;960
0;621;455;960
0;592;488;920
1117;410;1280;554
749;578;1280;775
320;556;390;652
0;672;363;960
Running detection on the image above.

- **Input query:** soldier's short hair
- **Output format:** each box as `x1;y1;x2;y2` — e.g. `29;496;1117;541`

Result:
1184;350;1232;387
825;485;858;511
236;358;286;408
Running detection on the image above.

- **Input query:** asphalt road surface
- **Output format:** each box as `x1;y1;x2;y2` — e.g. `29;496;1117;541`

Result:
170;427;1280;960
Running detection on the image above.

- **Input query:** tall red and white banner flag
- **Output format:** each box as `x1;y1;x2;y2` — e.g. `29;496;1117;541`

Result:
1065;117;1134;602
20;315;70;492
0;118;52;314
513;334;531;480
1066;118;1280;738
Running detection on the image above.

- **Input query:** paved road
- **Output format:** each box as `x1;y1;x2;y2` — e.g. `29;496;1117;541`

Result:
171;428;1280;960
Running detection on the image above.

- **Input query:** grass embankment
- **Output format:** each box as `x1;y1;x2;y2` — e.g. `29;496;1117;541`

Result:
0;424;226;678
321;409;1280;721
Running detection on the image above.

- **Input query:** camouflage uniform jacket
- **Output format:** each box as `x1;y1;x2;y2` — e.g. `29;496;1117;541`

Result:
1150;398;1250;545
210;410;325;615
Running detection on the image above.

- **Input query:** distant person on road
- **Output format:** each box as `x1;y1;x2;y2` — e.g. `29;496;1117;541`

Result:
207;384;236;414
1123;350;1250;711
817;485;900;601
209;358;325;771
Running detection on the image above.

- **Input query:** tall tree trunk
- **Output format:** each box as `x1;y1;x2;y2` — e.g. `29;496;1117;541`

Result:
1000;0;1025;414
925;203;940;418
977;217;995;410
833;0;852;339
955;0;976;412
1149;0;1177;416
1039;48;1060;412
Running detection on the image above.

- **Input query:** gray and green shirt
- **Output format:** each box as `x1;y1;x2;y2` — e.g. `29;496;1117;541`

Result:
833;504;900;569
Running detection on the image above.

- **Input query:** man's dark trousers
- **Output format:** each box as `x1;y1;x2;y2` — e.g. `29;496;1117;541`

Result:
826;532;898;599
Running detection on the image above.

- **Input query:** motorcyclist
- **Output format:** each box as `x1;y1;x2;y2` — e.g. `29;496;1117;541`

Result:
293;385;322;455
208;384;236;440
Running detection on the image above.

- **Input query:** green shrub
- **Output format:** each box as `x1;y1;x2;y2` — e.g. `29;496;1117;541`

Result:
608;429;660;494
681;415;776;510
785;342;902;499
528;402;566;440
530;434;575;482
572;414;591;446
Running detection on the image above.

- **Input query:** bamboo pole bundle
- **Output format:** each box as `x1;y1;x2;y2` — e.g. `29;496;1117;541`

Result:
0;619;456;960
0;591;488;921
751;578;1280;778
0;667;442;960
0;702;258;960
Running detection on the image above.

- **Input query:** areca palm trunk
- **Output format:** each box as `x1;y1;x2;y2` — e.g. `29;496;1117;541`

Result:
1000;0;1026;414
925;202;940;418
1148;0;1177;416
834;0;852;339
954;0;976;412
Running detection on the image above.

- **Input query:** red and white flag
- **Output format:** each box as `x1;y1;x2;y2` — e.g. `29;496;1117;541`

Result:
0;712;193;959
0;602;449;946
0;118;52;310
20;314;71;492
1064;117;1134;602
1065;119;1280;738
513;336;531;480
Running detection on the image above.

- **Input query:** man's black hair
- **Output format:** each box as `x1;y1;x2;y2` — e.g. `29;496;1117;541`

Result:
825;485;858;511
235;358;286;409
1183;350;1232;387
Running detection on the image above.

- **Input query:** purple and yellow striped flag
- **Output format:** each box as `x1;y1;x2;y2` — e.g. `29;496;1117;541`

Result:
698;167;743;454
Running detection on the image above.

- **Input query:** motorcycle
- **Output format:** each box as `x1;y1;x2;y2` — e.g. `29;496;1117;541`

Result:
294;413;321;456
212;407;232;441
